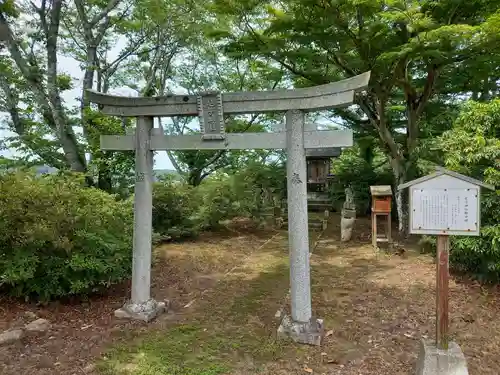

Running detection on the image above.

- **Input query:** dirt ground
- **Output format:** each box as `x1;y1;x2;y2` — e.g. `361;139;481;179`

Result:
1;215;499;375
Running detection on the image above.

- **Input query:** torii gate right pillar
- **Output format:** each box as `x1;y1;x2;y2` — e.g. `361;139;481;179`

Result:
286;110;312;322
277;109;323;345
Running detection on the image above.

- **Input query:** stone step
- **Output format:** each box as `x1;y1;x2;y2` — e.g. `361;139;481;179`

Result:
281;199;332;207
307;192;330;200
308;200;331;205
280;208;332;215
308;201;330;205
279;220;326;230
308;203;332;212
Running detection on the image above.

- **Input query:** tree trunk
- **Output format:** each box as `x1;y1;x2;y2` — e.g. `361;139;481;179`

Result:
390;158;408;236
0;10;87;173
188;170;203;186
98;169;113;192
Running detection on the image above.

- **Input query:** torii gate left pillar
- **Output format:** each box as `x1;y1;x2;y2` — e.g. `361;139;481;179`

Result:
87;71;370;344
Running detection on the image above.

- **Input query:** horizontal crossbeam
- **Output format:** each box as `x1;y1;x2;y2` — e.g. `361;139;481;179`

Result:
101;130;353;151
86;72;370;117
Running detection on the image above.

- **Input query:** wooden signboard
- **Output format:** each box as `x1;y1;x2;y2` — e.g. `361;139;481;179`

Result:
409;176;480;236
399;168;494;350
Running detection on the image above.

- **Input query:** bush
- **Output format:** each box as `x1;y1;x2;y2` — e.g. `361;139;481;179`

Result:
450;222;500;282
152;178;198;240
231;161;286;218
0;171;133;301
418;235;437;254
191;162;286;229
418;210;500;283
192;176;243;229
439;99;500;282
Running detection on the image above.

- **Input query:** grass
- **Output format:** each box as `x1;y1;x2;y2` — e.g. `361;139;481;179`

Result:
96;217;500;375
97;231;301;375
99;325;231;375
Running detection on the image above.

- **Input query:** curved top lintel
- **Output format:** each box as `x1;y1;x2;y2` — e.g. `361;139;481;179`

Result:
86;71;371;108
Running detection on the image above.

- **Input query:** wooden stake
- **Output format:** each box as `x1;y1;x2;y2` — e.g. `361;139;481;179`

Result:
436;235;450;350
387;212;392;244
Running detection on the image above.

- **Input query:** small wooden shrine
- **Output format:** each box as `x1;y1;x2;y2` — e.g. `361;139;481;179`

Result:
306;147;341;193
370;185;393;248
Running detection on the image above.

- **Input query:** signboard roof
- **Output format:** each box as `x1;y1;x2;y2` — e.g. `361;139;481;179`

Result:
398;167;494;191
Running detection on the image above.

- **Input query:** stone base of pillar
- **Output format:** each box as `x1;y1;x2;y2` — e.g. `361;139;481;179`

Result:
277;314;324;346
114;299;168;322
415;339;468;375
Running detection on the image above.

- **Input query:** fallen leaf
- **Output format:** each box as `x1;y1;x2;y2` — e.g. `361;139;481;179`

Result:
325;330;334;337
462;315;475;323
321;352;327;356
304;366;313;373
404;333;413;338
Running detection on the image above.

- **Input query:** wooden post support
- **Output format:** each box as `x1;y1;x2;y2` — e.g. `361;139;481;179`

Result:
436;235;450;350
371;212;377;248
370;212;391;248
370;186;392;248
387;212;392;244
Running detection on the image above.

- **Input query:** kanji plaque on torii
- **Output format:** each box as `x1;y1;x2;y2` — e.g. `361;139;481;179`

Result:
86;71;370;345
197;91;225;140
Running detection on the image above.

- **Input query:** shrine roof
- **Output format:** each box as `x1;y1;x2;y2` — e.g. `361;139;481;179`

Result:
370;185;393;196
305;148;341;158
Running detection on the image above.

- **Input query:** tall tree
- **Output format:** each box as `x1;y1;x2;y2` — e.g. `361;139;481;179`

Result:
161;43;286;185
0;0;87;173
207;0;500;231
115;8;287;185
0;0;153;191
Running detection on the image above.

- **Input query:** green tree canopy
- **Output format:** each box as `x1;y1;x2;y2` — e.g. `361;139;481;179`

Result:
205;0;500;230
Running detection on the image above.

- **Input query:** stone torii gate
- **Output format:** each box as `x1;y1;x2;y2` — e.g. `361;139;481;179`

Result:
86;71;370;345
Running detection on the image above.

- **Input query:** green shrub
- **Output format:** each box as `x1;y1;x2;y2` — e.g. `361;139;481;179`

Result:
231;161;286;218
192;176;242;229
152;178;198;240
192;162;286;229
0;171;133;300
439;99;500;282
418;235;437;254
419;208;500;283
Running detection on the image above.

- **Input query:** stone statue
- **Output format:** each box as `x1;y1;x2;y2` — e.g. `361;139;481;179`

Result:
344;187;355;209
340;187;356;242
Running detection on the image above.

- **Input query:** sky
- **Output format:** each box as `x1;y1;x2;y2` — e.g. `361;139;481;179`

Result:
0;43;176;170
